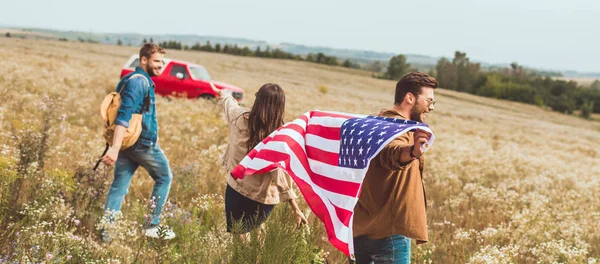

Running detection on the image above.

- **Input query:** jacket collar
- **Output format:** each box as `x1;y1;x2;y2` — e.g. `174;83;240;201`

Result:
134;66;155;86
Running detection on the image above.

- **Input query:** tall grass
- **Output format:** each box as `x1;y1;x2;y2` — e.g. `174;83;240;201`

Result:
0;38;599;263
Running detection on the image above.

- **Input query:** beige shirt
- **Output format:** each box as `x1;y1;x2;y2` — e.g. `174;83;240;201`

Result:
220;94;297;205
353;108;428;244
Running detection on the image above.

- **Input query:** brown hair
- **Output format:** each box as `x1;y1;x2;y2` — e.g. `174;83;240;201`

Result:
246;84;286;152
394;72;438;105
139;43;165;59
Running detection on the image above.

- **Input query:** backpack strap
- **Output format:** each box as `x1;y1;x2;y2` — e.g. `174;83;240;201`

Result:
118;73;146;94
118;73;151;113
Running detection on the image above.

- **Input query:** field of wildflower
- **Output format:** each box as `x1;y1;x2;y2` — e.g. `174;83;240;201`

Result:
0;37;599;263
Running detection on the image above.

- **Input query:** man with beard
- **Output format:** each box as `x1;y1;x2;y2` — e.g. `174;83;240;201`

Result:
100;43;175;240
351;72;437;263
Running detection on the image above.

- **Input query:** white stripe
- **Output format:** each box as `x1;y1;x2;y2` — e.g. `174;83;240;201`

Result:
244;139;361;210
285;148;353;244
310;116;348;128
277;127;305;146
307;158;366;184
318;110;364;118
305;134;339;154
284;116;308;130
244;157;281;172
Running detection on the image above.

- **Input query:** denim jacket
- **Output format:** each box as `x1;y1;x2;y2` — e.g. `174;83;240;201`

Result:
115;67;159;148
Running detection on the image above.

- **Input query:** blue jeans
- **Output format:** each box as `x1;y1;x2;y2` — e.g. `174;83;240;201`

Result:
351;235;411;264
104;142;173;227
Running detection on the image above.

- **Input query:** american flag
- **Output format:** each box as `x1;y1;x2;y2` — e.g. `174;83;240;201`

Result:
230;110;435;257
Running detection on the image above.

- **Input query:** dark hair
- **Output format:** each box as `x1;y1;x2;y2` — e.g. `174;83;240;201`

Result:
246;83;286;152
394;72;438;105
139;43;165;59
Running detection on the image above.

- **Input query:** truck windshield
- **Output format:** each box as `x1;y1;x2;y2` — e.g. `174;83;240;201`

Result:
189;66;212;81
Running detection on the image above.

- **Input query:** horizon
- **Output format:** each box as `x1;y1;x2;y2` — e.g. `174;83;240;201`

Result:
1;0;598;72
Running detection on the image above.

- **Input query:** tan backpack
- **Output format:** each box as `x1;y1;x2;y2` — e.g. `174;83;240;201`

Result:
94;74;147;170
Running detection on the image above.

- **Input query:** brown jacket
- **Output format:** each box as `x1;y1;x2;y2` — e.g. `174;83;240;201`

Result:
352;108;428;244
220;94;297;205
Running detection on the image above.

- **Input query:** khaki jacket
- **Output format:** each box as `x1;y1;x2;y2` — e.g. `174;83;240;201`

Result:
220;94;297;205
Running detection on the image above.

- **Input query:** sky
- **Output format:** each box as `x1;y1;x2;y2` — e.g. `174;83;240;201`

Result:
1;0;598;72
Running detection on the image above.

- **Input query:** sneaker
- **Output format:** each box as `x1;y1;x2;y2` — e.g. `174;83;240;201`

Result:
143;226;176;240
100;229;112;243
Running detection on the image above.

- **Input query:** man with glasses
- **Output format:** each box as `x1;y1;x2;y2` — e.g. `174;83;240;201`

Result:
351;72;437;264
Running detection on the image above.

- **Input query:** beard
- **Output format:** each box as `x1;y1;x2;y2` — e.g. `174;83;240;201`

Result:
409;104;428;122
146;64;159;77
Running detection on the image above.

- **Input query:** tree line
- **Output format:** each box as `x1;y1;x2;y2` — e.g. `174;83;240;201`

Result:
132;39;361;69
434;51;599;118
119;38;599;118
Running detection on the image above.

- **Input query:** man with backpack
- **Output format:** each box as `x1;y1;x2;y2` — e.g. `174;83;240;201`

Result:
100;43;175;240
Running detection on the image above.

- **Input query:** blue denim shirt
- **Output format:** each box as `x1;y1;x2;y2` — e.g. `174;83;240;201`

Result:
115;67;159;147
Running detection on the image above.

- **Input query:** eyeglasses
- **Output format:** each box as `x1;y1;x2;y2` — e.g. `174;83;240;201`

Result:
410;92;436;107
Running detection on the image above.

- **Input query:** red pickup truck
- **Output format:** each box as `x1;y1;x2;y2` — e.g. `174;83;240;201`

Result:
120;55;244;101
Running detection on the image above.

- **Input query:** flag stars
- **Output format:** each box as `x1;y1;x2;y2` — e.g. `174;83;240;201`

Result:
377;138;384;145
357;138;363;144
358;147;364;155
378;131;387;137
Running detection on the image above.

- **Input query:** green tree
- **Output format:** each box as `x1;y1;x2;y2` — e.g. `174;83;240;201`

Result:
368;60;384;73
591;80;600;90
384;54;410;80
5;32;11;38
255;46;262;57
203;41;213;52
342;59;353;68
117;39;123;46
580;99;594;119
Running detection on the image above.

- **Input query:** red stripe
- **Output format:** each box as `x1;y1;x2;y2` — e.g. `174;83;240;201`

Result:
306;124;341;141
274;156;351;256
282;123;306;135
310;171;360;197
290;169;350;256
331;203;353;227
231;118;357;256
305;145;339;167
311;110;356;119
258;147;360;197
299;114;309;123
268;135;359;216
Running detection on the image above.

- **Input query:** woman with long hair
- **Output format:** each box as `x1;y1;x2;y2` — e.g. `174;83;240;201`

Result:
211;82;307;234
